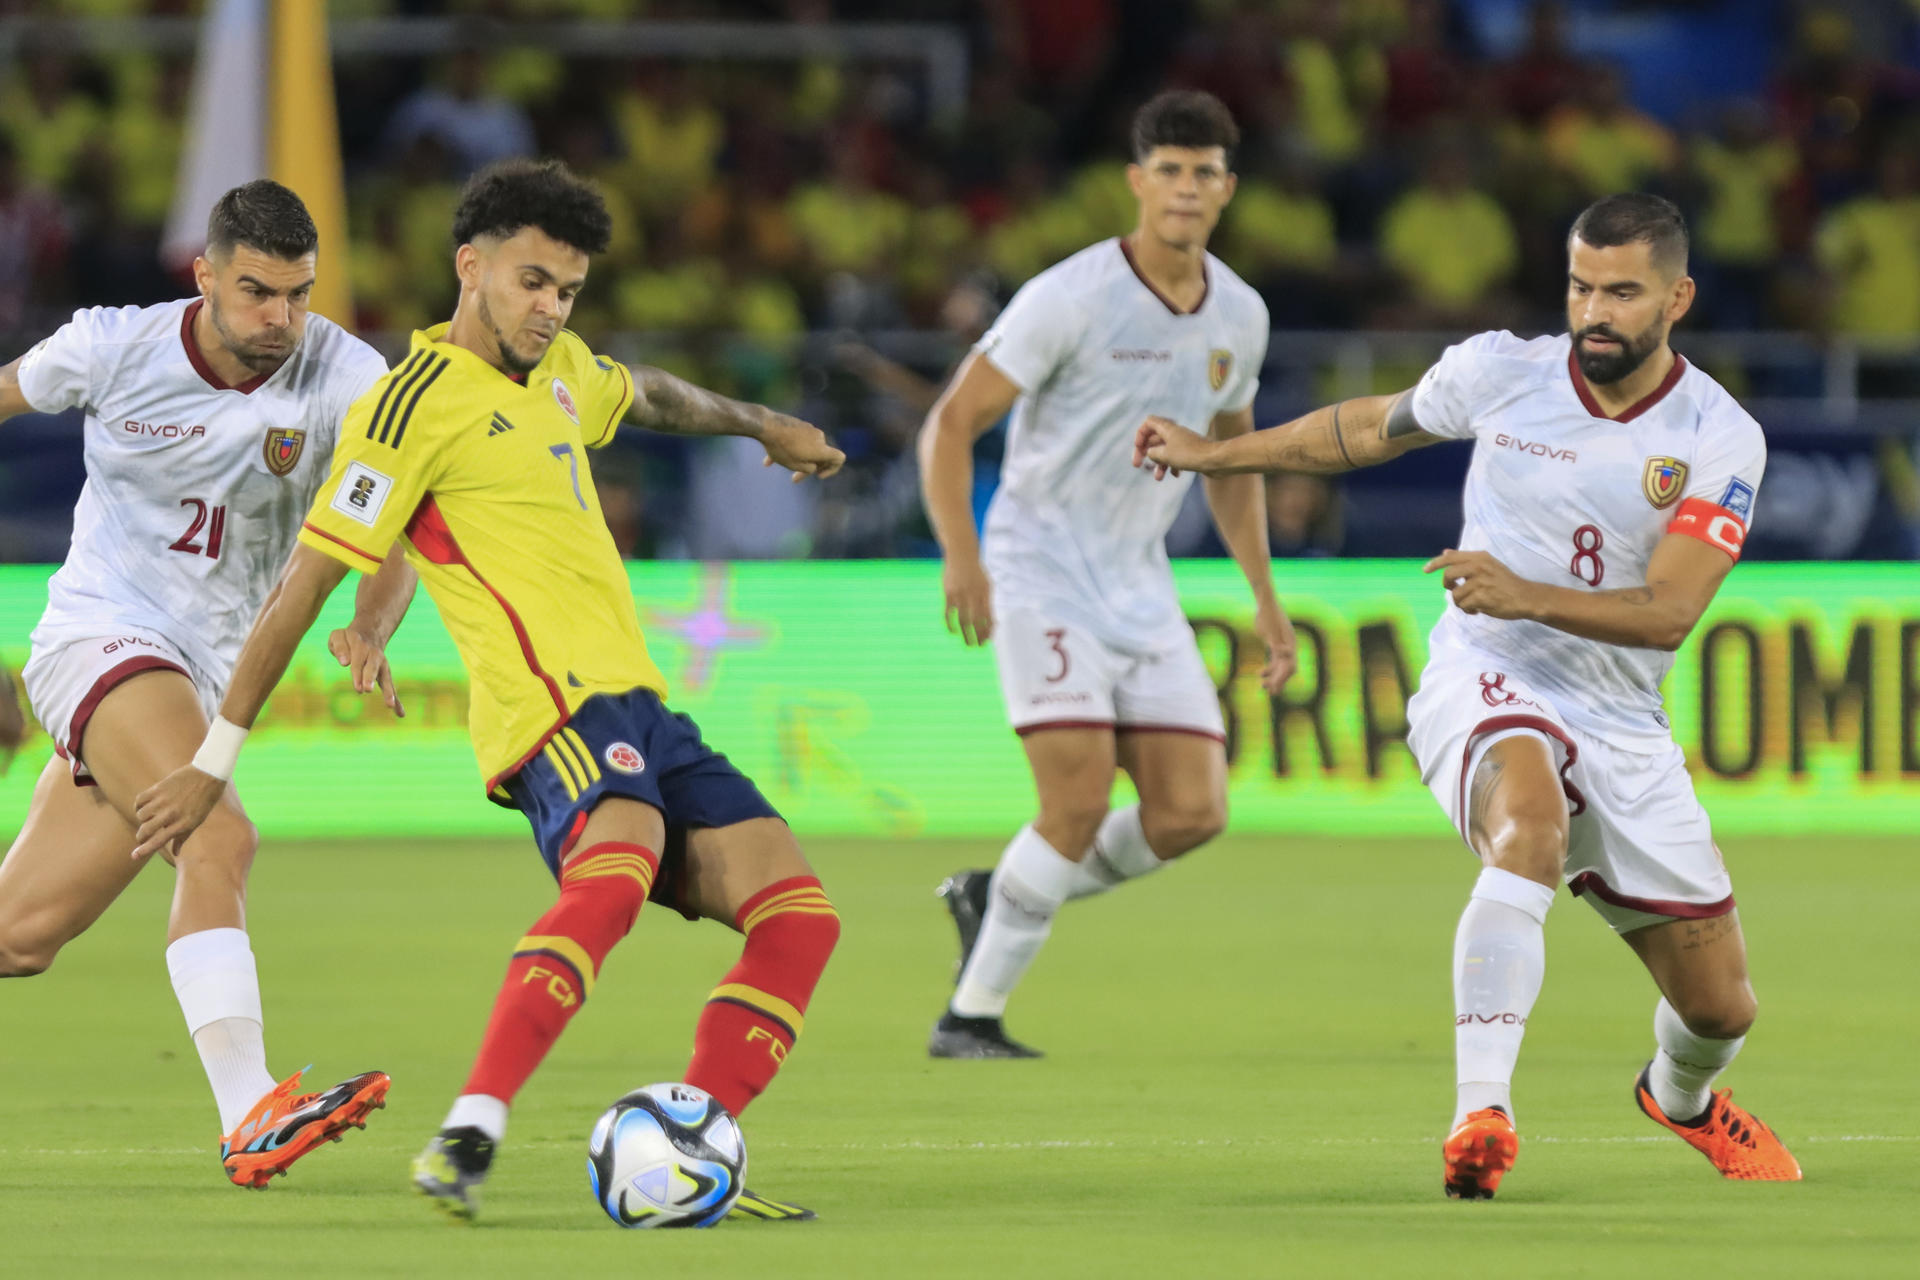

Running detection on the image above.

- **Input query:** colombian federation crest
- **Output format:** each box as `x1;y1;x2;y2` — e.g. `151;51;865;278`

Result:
1642;456;1688;509
262;427;306;477
1208;348;1232;391
552;378;580;425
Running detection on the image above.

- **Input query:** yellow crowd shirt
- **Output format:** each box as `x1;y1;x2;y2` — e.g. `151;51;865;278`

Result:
298;324;667;792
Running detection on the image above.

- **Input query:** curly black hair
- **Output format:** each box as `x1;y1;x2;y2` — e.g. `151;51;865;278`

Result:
450;158;612;255
206;180;318;260
1131;90;1240;166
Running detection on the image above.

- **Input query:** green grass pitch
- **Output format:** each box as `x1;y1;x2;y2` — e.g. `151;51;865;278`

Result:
0;833;1913;1278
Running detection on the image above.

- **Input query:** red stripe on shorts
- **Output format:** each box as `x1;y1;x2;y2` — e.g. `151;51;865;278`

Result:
1568;871;1735;920
1454;713;1587;847
57;655;191;783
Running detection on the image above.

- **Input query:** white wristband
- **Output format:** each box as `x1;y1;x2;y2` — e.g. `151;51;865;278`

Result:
191;715;249;781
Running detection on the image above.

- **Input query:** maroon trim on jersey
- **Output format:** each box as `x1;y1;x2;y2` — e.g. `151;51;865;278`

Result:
1454;713;1587;846
1568;871;1735;921
300;521;385;567
1015;718;1116;737
1116;722;1228;744
180;300;273;394
1566;347;1687;423
1117;237;1209;316
55;655;191;784
400;495;571;791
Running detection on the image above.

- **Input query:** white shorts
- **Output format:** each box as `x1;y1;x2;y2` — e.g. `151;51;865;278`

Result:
1406;655;1733;933
991;609;1226;742
22;631;220;785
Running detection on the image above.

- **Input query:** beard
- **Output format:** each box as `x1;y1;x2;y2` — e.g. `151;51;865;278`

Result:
207;296;296;373
1572;319;1664;384
478;292;546;376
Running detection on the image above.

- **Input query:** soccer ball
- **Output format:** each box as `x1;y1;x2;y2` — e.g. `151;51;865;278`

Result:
587;1082;746;1228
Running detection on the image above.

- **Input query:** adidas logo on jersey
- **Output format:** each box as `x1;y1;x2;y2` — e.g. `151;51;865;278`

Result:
488;412;516;436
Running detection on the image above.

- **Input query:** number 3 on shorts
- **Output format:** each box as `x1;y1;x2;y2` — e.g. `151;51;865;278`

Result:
1044;628;1070;683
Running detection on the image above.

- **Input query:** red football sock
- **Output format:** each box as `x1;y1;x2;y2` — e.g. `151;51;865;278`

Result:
461;842;657;1104
685;876;840;1116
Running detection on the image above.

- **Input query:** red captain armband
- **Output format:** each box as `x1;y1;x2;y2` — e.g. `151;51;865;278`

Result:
1667;497;1747;560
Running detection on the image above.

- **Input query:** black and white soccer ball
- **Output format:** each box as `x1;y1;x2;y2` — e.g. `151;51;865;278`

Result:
587;1082;746;1228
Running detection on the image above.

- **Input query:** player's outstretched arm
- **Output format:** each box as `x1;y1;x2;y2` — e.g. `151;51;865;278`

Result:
328;549;417;718
131;544;352;860
1425;532;1735;651
623;364;844;482
1134;391;1443;479
1201;405;1298;692
918;352;1020;646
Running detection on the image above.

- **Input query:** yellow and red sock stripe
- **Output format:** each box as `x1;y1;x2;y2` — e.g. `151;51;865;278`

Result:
513;933;598;999
736;876;837;935
706;983;806;1042
561;842;658;897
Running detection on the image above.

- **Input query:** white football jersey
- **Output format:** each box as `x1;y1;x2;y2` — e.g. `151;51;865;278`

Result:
17;299;389;686
1411;330;1767;746
975;238;1269;652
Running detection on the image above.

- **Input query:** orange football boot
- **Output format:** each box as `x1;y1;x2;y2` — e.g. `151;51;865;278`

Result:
221;1067;391;1189
1635;1065;1801;1181
1443;1106;1519;1200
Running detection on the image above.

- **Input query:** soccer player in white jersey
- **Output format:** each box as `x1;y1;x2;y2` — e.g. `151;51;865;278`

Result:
1136;194;1802;1195
0;181;405;1187
918;91;1297;1058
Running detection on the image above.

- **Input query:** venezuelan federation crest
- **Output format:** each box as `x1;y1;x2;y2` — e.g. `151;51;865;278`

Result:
262;427;306;477
1642;455;1688;509
1208;348;1232;391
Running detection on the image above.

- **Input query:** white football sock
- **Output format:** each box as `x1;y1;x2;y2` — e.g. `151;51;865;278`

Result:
1452;867;1556;1129
1066;805;1165;900
166;928;278;1133
1648;997;1743;1124
444;1093;509;1143
950;825;1078;1018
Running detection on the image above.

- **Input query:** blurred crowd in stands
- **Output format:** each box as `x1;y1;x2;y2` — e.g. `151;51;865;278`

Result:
2;0;1919;561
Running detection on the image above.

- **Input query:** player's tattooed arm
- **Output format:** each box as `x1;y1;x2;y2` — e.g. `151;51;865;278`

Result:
1426;532;1735;651
1134;390;1444;478
624;364;844;480
0;353;35;424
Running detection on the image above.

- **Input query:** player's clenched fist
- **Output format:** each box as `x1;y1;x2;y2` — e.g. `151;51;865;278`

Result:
759;413;846;482
328;625;405;717
131;765;226;862
1424;548;1538;621
942;554;994;647
1132;415;1216;479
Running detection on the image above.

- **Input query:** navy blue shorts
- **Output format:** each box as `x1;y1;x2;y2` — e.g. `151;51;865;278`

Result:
499;689;782;913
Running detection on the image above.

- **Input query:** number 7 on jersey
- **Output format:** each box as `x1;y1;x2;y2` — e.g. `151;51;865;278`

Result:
549;443;586;510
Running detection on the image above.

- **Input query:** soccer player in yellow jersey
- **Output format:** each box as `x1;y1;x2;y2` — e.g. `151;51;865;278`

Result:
133;160;846;1221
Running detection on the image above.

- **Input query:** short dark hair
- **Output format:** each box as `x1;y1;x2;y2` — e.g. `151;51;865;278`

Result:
206;180;318;260
1131;90;1240;166
451;158;611;255
1569;193;1689;277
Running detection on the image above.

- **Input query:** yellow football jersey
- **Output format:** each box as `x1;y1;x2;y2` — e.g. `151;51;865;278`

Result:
298;324;666;791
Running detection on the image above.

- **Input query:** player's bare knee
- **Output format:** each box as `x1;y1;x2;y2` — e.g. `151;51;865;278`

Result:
1480;809;1567;885
1143;796;1227;856
0;920;61;977
178;813;259;885
1679;990;1757;1041
1036;798;1108;857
